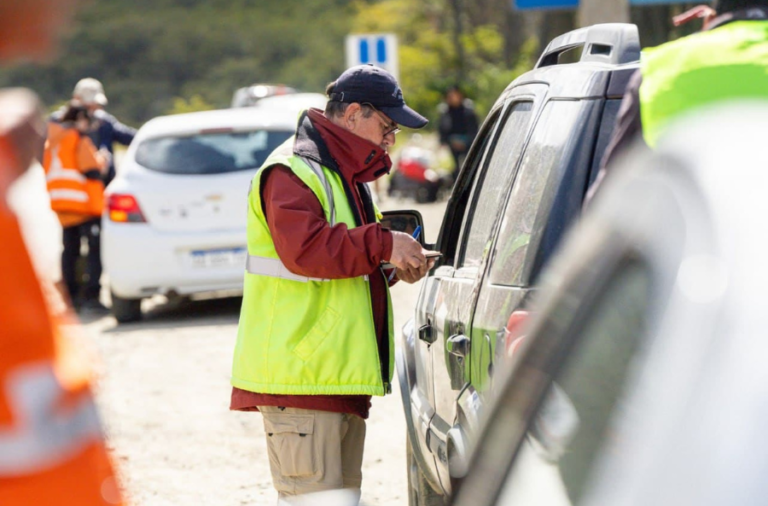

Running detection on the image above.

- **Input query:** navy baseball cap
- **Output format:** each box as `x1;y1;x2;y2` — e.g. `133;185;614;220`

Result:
328;64;428;129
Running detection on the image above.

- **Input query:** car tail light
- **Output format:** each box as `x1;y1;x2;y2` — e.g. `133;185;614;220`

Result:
505;310;530;358
107;194;146;223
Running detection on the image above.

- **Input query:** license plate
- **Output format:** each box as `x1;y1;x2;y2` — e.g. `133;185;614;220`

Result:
188;247;247;269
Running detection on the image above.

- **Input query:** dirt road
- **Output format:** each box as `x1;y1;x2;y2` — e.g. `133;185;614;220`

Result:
64;198;448;506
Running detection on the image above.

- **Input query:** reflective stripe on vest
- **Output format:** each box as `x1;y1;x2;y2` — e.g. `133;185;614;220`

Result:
299;156;336;226
246;255;330;283
45;145;92;210
49;189;89;203
0;363;103;475
246;255;369;283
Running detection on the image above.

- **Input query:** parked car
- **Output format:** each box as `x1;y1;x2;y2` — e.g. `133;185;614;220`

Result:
452;103;768;506
253;92;328;114
396;24;641;504
230;83;297;108
102;107;298;322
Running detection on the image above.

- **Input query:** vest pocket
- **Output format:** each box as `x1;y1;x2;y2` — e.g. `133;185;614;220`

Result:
263;413;316;477
292;306;341;362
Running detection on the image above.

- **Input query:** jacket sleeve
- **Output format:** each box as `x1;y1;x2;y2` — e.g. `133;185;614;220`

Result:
262;165;394;279
98;111;137;147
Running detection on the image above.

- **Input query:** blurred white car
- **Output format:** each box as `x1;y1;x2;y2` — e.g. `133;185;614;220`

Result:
253;92;328;113
103;107;298;322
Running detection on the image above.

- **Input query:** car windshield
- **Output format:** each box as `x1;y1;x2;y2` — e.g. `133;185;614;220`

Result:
135;129;294;175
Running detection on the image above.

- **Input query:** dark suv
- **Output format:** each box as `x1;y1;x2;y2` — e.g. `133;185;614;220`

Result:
396;24;641;505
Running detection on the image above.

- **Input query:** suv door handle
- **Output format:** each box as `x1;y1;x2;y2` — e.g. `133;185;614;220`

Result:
418;321;436;344
447;334;470;358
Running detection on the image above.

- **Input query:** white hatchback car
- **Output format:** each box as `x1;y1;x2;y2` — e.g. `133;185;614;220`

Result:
103;107;301;322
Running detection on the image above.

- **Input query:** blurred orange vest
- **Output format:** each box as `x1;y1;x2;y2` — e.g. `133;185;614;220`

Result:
43;123;105;227
0;206;123;505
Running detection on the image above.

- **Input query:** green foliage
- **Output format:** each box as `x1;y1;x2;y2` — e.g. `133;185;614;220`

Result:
351;0;538;126
0;0;537;129
168;94;215;115
0;0;363;127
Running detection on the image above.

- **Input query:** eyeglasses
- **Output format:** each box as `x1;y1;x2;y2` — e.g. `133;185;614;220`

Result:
363;103;401;137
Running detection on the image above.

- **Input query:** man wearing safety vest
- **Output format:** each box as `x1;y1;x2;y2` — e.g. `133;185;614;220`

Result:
43;104;108;311
0;1;124;504
230;64;435;505
592;0;768;193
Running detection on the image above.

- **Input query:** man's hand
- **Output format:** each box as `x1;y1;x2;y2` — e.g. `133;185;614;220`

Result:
395;254;437;284
389;231;426;270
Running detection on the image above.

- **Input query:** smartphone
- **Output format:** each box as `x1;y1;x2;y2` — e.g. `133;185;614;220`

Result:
381;252;442;270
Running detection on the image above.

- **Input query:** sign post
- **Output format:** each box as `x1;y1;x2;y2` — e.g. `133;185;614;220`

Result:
345;34;399;81
579;0;630;25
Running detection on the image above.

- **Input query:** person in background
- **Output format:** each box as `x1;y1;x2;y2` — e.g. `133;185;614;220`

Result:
69;78;136;186
0;1;124;505
589;0;768;200
438;84;479;181
230;64;434;505
53;78;137;186
44;104;108;313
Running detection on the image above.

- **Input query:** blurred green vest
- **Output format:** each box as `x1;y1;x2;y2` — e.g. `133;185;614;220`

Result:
641;21;768;147
231;138;393;396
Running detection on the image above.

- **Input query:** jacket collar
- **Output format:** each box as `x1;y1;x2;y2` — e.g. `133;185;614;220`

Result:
293;108;392;185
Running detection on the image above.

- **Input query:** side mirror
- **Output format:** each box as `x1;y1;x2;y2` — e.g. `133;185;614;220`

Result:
381;210;427;247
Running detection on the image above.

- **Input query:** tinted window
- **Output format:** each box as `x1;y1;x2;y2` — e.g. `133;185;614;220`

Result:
437;109;502;264
590;99;622;185
497;261;652;506
489;100;590;286
135;130;294;175
461;102;533;268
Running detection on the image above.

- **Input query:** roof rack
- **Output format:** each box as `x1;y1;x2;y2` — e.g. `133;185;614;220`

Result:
535;23;640;68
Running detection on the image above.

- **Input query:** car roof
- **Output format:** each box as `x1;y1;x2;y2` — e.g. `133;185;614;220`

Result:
494;23;640;107
254;92;327;111
136;106;301;140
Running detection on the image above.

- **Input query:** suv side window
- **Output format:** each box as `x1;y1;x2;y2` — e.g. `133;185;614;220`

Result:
497;260;652;506
460;101;534;268
489;100;594;287
437;109;502;265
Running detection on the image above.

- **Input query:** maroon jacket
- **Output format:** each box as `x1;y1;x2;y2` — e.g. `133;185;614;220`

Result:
231;109;394;419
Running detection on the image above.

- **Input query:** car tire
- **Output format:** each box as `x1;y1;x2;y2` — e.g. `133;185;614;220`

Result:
111;292;143;323
407;434;446;506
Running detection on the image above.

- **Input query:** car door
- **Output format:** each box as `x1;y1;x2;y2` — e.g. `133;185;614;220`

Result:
405;102;506;481
467;98;604;407
423;84;547;493
453;246;663;506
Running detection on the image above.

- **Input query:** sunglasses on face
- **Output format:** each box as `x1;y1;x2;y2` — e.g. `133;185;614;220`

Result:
363;103;401;137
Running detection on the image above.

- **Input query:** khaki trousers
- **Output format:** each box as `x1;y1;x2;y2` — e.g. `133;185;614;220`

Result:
259;406;366;503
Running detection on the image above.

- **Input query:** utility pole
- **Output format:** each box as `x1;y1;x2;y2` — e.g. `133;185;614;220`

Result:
450;0;466;84
578;0;630;27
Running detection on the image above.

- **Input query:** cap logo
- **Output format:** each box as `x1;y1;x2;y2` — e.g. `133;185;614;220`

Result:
393;87;403;102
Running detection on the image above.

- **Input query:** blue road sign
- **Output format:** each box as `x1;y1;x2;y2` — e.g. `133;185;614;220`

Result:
346;34;399;80
515;0;688;9
515;0;578;9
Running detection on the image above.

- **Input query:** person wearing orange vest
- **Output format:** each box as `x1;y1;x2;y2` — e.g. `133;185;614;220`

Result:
0;1;125;504
43;104;108;312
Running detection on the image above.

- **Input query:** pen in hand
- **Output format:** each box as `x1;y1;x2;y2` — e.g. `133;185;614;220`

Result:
389;226;423;282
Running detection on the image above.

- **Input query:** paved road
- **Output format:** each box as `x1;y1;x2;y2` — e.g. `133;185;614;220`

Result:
14;176;446;506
